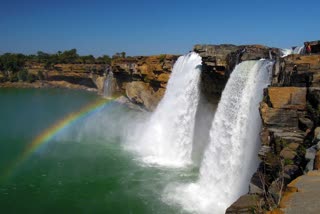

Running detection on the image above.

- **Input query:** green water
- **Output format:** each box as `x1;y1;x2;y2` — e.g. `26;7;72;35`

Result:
0;88;196;214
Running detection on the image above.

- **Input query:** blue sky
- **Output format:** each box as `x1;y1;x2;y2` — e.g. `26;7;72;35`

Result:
0;0;319;56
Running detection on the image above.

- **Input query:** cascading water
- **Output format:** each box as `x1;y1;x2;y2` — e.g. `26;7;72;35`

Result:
281;45;305;57
127;52;202;168
103;71;114;98
164;60;274;214
293;45;304;54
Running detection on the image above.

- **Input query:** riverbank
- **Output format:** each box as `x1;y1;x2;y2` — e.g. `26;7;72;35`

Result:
0;80;98;92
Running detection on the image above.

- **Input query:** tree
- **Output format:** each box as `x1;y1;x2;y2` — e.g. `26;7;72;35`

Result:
96;55;111;64
59;49;79;63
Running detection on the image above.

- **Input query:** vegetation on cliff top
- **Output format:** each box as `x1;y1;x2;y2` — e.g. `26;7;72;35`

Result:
0;49;121;83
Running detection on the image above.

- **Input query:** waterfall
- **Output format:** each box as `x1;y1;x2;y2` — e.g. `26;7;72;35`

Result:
164;60;274;214
293;46;304;54
128;52;202;168
281;45;305;57
103;71;114;98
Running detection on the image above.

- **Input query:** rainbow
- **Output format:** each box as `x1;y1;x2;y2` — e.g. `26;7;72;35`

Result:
2;98;115;180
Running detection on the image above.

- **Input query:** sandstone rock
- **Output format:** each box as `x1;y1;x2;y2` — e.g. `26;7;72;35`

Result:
287;143;300;150
260;102;299;128
125;81;165;111
280;171;320;214
298;117;314;131
308;88;320;104
305;146;317;160
280;148;296;160
114;96;146;112
314;127;320;140
305;146;317;171
249;172;265;194
226;194;263;214
267;87;306;110
111;55;178;109
268;178;283;204
283;165;300;180
93;76;106;94
314;150;320;170
258;145;271;158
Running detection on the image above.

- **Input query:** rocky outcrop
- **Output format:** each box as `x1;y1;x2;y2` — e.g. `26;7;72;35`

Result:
228;45;320;213
110;45;278;110
111;55;178;111
125;81;165;110
279;170;320;213
194;44;279;103
0;63;108;92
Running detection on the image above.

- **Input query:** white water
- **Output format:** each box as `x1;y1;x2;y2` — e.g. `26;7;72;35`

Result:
127;52;202;168
281;45;304;57
293;46;304;54
103;71;114;98
164;60;274;214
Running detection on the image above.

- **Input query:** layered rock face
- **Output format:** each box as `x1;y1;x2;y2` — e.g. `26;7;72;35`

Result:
228;50;320;213
0;63;107;93
111;55;178;111
111;45;275;110
193;44;278;103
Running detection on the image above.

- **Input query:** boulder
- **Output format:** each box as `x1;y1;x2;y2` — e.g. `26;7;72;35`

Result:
280;148;296;160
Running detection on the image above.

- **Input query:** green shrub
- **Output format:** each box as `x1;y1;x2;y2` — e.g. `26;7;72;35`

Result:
27;73;36;83
9;73;18;82
37;70;45;80
284;158;294;165
159;54;166;63
17;69;28;81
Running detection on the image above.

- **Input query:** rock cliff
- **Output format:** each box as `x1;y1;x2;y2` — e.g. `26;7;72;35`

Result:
0;63;108;93
193;44;278;103
111;55;178;110
227;47;320;213
110;45;276;110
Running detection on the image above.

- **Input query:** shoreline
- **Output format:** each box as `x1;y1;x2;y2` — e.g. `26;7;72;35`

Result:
0;81;98;92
